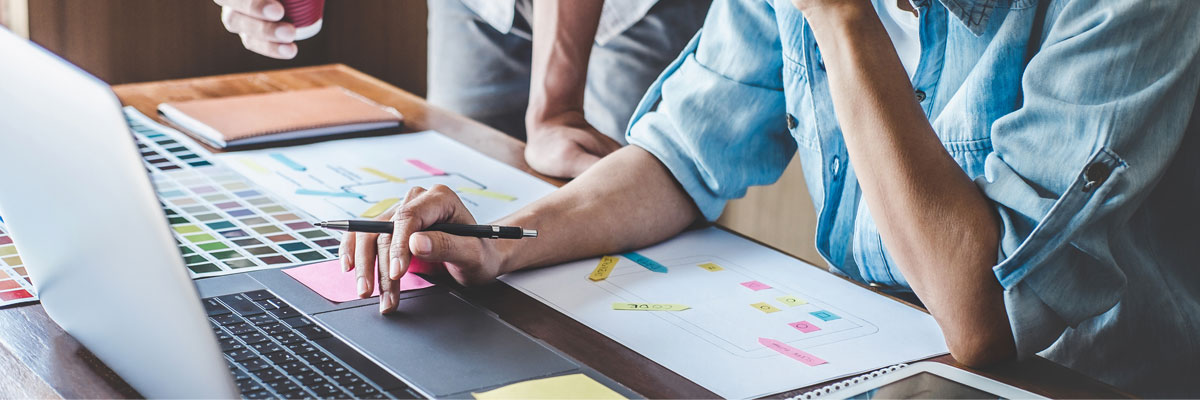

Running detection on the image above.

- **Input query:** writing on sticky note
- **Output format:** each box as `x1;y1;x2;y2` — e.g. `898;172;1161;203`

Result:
777;295;807;307
612;302;690;311
788;320;821;333
270;153;307;171
458;187;517;201
810;310;841;321
408;159;446;175
622;251;667;273
472;373;626;400
751;302;781;313
283;259;434;303
361;198;400;218
740;280;772;291
589;256;619;281
759;337;827;366
697;262;724;272
361;167;406;183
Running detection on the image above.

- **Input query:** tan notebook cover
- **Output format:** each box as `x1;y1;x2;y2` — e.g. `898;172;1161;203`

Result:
157;86;403;148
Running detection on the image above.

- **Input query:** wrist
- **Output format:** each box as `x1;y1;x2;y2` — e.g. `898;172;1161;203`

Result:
798;1;877;35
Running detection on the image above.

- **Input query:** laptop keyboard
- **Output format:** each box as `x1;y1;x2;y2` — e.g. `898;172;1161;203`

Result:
205;290;423;399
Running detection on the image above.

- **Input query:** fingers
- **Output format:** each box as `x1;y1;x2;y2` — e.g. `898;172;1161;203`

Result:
220;4;297;59
388;186;430;280
409;231;482;271
215;0;284;21
353;231;378;298
339;231;354;272
389;185;477;279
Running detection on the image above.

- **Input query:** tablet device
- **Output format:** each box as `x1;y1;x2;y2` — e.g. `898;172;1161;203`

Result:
813;362;1046;399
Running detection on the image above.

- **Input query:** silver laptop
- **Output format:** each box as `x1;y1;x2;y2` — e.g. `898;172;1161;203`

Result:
0;28;630;399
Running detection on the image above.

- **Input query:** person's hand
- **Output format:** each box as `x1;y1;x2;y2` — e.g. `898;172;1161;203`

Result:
215;0;298;59
525;112;622;178
339;185;508;314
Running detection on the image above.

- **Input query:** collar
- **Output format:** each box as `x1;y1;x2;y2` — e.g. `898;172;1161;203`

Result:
913;0;1008;36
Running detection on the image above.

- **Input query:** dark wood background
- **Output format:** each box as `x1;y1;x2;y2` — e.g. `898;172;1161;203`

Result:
23;0;430;96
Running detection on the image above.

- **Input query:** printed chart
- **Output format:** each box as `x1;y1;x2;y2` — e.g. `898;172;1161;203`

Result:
216;131;557;224
129;108;340;278
501;228;949;399
0;218;35;307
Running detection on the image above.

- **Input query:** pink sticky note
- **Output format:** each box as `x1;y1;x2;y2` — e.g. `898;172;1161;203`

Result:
740;280;772;291
788;320;822;333
283;260;435;303
407;159;446;176
759;337;827;366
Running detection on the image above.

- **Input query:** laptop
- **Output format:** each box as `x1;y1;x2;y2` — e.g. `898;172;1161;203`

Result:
0;28;632;399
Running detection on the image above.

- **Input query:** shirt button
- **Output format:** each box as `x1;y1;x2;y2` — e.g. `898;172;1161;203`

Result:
914;90;927;102
1083;162;1111;192
786;114;798;130
830;156;841;176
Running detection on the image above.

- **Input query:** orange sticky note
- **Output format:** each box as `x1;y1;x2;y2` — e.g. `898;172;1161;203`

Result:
283;259;435;302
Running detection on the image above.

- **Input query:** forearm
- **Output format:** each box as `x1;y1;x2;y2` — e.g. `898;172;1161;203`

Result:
803;4;1013;364
496;146;701;273
527;0;605;129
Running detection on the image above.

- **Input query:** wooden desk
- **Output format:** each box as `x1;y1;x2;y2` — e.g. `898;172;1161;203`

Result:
0;64;1128;399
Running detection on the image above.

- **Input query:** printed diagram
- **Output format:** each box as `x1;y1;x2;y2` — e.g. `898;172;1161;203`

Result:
594;255;879;358
233;154;520;222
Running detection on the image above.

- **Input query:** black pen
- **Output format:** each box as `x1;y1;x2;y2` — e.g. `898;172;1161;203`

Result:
316;220;538;239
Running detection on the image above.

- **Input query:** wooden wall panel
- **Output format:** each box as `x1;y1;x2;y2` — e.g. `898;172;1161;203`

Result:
25;0;427;95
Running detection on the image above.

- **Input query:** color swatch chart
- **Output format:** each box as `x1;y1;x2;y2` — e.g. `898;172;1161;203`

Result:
216;131;558;224
127;108;339;277
500;228;948;399
0;218;36;307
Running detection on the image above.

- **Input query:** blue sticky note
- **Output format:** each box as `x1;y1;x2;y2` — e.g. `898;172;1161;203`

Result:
810;310;841;321
622;251;668;273
269;153;307;172
295;188;363;198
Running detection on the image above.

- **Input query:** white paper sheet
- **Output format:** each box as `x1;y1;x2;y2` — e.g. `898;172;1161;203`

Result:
215;131;557;223
500;228;949;399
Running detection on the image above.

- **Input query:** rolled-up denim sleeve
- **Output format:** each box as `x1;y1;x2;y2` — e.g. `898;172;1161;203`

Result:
980;0;1200;357
625;0;793;221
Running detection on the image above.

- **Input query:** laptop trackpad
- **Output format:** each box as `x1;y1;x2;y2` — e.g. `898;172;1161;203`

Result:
314;291;578;397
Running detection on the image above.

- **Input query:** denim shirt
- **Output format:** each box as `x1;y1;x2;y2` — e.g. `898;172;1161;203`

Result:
625;0;1200;396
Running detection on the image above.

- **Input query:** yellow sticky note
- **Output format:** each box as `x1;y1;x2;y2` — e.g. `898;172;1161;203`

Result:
361;167;407;183
472;373;626;400
589;256;618;281
751;302;781;313
612;302;690;311
239;158;270;174
361;198;401;218
697;262;724;272
777;295;808;307
458;187;517;201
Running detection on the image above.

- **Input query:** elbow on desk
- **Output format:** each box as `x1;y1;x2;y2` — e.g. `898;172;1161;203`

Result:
944;328;1017;368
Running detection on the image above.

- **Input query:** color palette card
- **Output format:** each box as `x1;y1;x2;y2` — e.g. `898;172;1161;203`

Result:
0;219;36;307
126;108;342;278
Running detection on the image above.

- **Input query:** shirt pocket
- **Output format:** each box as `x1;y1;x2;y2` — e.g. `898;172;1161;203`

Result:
776;7;819;151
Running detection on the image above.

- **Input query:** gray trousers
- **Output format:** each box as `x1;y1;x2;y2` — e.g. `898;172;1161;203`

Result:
426;0;710;142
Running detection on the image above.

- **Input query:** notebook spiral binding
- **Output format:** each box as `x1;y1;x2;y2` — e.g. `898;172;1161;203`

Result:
786;363;909;400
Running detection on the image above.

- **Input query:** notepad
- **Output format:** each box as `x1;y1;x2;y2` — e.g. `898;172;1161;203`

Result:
158;87;403;148
283;259;434;302
471;374;625;400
